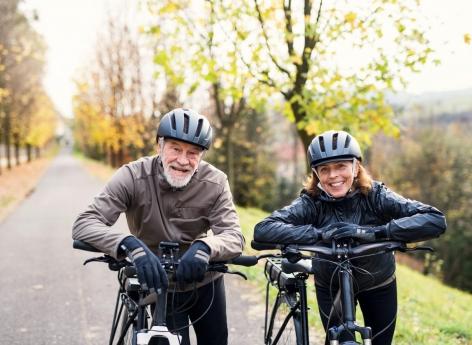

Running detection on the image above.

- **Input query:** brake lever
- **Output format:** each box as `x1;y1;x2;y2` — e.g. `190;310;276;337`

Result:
402;245;434;253
225;270;248;280
208;264;248;280
83;255;111;265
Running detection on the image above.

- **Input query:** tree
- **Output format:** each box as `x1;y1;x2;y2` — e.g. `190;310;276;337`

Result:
73;15;160;166
197;0;433;148
370;119;472;292
0;0;55;171
147;0;267;190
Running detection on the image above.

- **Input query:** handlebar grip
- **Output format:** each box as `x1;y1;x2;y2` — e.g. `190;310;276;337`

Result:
229;255;258;267
251;240;284;251
73;240;101;253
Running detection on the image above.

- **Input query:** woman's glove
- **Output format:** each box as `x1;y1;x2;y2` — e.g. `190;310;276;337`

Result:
176;241;211;284
120;236;168;293
324;223;389;242
315;222;352;242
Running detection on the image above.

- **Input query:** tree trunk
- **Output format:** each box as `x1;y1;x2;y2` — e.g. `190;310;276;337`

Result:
13;133;20;166
292;124;300;184
4;112;12;170
225;125;235;192
26;143;32;162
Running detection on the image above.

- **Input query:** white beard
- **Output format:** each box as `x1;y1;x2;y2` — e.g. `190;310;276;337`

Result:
162;161;196;188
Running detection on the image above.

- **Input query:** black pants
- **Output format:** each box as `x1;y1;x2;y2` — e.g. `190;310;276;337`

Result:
166;276;227;345
315;279;397;345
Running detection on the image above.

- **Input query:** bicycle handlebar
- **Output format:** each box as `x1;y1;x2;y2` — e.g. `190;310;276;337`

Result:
73;239;101;252
73;239;259;268
251;239;425;258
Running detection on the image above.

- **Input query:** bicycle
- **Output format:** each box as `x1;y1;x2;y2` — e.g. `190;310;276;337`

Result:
73;239;257;345
251;240;432;345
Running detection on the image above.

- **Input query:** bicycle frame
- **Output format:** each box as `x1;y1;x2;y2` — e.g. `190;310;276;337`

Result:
264;257;311;345
252;240;432;345
74;239;257;345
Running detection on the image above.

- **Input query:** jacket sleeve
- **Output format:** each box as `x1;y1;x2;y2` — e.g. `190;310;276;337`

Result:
254;195;319;244
199;179;245;261
374;183;446;242
72;166;134;258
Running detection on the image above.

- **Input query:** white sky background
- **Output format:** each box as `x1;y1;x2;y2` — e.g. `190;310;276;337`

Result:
22;0;472;117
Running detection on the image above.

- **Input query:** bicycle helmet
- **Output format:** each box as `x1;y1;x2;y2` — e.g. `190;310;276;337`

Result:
157;108;213;150
307;130;362;167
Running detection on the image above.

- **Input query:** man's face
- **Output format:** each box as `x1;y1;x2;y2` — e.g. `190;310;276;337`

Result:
160;139;204;188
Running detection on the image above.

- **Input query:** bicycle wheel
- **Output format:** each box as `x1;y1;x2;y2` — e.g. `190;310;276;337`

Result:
265;289;304;345
110;296;136;345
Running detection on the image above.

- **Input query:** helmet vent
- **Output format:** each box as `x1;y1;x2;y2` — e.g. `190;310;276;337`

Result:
183;114;190;134
196;119;203;137
344;135;351;148
319;136;326;152
332;133;339;150
171;114;177;130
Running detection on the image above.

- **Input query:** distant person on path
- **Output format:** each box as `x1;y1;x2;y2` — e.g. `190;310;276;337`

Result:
254;130;446;345
73;108;244;345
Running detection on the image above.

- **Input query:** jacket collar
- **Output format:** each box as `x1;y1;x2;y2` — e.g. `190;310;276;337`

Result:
317;186;361;203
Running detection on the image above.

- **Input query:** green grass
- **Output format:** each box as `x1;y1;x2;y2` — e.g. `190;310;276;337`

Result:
236;206;472;345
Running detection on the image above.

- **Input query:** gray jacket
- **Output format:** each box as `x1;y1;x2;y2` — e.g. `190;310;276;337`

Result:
73;156;244;288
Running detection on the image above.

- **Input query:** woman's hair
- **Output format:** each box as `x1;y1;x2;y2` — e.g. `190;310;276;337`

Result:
304;161;373;197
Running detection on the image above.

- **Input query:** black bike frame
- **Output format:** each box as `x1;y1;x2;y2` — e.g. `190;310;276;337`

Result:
264;258;310;345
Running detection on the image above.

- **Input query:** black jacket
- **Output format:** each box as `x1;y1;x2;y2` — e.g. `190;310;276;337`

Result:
254;181;446;289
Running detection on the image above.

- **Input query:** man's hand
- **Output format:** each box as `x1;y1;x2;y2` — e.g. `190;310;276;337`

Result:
120;236;168;293
176;241;211;284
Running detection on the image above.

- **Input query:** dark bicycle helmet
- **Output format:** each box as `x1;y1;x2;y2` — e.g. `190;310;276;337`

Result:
307;130;362;167
157;108;213;150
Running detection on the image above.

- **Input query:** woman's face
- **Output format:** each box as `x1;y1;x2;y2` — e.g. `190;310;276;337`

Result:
315;160;358;198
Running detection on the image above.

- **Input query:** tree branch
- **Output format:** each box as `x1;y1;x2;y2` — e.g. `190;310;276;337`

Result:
254;0;292;78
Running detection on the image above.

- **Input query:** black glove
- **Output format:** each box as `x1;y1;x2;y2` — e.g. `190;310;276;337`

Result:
176;241;211;284
120;236;168;293
327;224;389;242
316;222;352;242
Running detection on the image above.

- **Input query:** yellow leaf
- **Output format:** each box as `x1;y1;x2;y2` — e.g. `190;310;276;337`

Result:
305;121;319;136
345;12;357;24
464;33;471;45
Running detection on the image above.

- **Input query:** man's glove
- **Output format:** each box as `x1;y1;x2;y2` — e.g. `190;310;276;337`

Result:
176;241;211;284
120;236;168;293
326;224;389;242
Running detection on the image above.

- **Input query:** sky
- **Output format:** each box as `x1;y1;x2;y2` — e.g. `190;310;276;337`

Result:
23;0;472;117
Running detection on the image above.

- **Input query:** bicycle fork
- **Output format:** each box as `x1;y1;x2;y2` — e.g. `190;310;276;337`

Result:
328;269;372;345
136;292;182;345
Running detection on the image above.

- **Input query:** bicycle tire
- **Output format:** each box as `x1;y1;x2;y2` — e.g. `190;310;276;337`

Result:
111;300;136;345
265;290;304;345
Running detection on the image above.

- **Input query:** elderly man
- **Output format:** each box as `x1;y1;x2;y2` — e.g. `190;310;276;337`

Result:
73;108;244;345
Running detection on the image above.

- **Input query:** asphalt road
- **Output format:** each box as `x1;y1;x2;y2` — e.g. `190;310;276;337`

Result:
0;150;268;345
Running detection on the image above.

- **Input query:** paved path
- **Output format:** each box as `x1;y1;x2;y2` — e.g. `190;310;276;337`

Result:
0;149;269;345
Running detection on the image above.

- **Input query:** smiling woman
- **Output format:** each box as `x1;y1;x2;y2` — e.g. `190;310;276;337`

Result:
253;129;446;345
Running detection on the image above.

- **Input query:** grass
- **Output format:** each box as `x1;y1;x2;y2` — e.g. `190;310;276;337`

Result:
237;206;472;345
